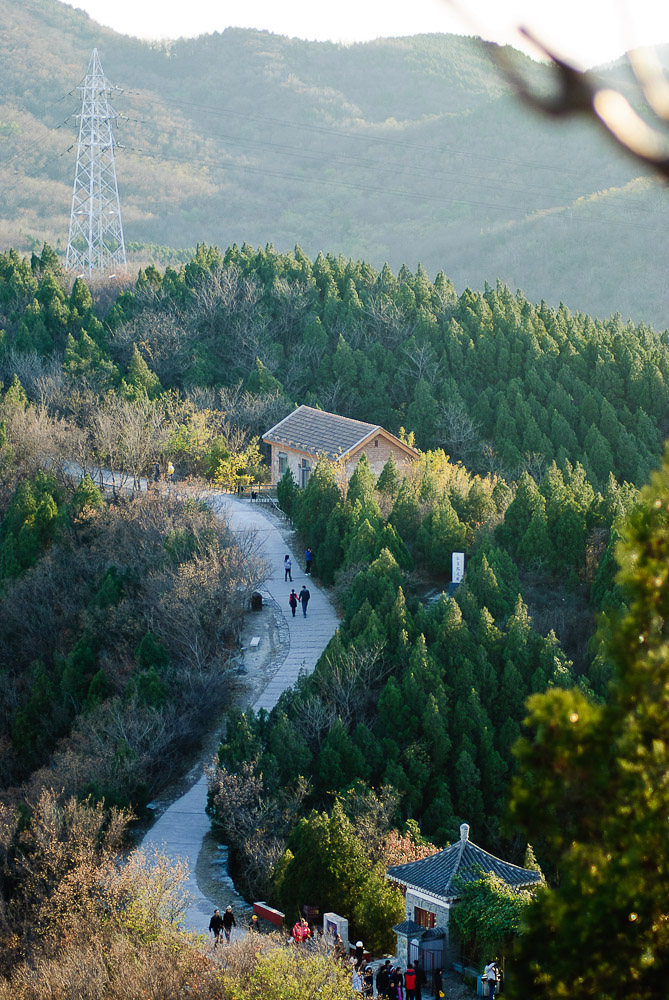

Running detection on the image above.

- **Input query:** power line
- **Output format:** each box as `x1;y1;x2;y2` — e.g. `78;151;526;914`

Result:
114;141;668;235
123;90;580;177
116;89;663;218
1;78;665;249
116;111;580;204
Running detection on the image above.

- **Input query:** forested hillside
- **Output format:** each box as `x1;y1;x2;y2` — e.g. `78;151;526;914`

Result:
0;240;657;832
98;243;669;489
0;240;667;989
0;0;667;325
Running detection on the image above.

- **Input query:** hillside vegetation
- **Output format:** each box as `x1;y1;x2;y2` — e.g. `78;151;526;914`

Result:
0;242;667;994
0;0;667;325
0;240;654;835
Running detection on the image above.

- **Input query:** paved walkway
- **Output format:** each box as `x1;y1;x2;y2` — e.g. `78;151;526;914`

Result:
141;492;340;933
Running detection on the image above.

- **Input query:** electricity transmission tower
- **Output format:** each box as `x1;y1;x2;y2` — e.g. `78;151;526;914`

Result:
65;48;127;277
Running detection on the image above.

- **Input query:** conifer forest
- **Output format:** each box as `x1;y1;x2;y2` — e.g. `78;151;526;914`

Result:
0;237;668;995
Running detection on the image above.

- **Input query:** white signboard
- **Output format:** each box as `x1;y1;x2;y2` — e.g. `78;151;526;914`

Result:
452;551;465;584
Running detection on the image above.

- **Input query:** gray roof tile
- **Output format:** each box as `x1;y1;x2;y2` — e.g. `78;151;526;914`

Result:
387;827;541;900
393;919;425;935
263;405;381;460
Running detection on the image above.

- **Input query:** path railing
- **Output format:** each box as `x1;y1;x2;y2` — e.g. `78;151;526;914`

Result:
69;464;288;518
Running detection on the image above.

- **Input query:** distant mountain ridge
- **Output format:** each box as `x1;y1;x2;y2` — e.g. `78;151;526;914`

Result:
0;0;666;328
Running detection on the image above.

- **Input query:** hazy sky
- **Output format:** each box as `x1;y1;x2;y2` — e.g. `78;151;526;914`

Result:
72;0;669;69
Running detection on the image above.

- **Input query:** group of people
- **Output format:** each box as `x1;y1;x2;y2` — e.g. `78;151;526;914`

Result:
152;461;174;483
211;909;463;1000
209;906;261;946
371;960;430;1000
208;906;237;946
284;549;312;580
285;552;311;617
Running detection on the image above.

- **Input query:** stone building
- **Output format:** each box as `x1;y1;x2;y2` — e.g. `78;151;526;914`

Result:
262;405;418;487
387;823;541;971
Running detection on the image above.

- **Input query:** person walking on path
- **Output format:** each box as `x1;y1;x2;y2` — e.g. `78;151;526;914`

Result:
284;554;293;582
305;547;312;574
153;461;160;483
289;589;298;617
222;905;236;942
209;908;224;946
299;585;310;617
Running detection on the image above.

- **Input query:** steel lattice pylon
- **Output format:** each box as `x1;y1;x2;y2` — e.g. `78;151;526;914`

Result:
65;49;127;276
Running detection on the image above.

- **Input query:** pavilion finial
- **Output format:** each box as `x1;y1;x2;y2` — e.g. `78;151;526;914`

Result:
460;823;470;843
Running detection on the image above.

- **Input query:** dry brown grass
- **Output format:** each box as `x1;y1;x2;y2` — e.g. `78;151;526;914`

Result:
0;933;223;1000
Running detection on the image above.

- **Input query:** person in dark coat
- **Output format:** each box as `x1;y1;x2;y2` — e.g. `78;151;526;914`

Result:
299;585;311;617
355;940;364;966
414;959;427;1000
289;589;298;616
376;963;390;998
209;908;224;946
384;964;395;1000
222;905;236;942
363;966;374;998
433;968;443;998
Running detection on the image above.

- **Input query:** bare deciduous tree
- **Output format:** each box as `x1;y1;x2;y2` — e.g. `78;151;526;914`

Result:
0;349;64;405
218;384;289;440
312;643;389;728
291;695;338;753
363;293;414;350
437;400;483;467
205;760;309;898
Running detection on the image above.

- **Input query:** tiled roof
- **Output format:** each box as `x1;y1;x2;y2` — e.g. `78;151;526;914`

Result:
393;919;424;935
262;405;381;460
387;824;542;901
420;928;446;941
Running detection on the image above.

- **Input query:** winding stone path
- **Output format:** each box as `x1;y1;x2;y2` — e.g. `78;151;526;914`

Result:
140;492;340;933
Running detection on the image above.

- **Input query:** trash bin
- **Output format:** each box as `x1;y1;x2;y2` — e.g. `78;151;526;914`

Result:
251;592;262;611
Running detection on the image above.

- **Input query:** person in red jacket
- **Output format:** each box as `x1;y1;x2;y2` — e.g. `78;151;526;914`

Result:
292;917;311;942
404;963;417;1000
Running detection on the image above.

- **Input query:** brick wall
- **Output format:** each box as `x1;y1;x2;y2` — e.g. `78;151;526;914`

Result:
346;436;414;479
405;890;451;933
270;438;415;486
